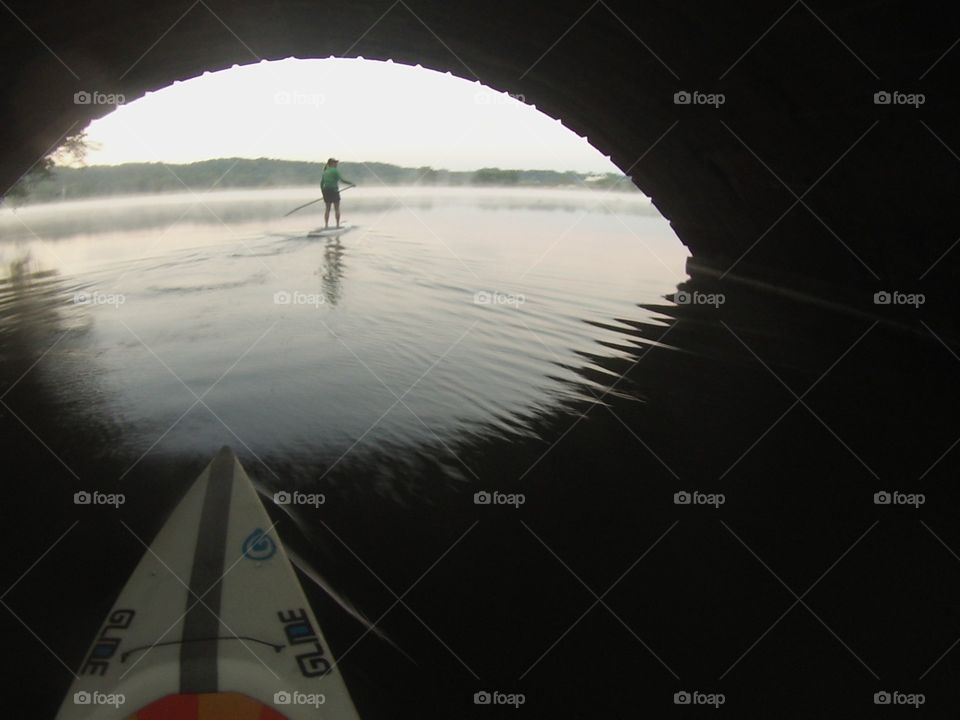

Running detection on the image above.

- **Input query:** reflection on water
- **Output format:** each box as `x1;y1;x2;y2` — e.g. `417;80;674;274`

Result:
321;238;346;307
1;188;958;718
0;187;685;465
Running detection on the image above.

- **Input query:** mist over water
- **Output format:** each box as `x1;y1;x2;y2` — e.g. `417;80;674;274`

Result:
0;187;685;473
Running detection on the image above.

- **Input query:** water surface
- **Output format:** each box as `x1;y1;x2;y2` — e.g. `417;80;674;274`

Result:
2;187;957;718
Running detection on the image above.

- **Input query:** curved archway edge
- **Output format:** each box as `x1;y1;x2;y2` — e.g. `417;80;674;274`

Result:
3;0;959;315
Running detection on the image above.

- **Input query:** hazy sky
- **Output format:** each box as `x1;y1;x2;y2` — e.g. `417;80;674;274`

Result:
83;58;620;173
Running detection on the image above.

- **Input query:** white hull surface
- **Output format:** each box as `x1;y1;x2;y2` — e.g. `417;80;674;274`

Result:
56;447;361;719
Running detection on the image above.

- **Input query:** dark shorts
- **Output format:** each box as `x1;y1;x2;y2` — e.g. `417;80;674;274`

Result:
321;186;340;204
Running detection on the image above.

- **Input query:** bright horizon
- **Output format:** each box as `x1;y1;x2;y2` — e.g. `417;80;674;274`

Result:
79;58;623;175
66;157;617;174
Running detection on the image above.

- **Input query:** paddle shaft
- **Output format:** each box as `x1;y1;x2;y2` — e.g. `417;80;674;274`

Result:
284;185;355;217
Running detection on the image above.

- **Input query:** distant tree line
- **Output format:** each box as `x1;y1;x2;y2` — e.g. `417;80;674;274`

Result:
6;156;633;205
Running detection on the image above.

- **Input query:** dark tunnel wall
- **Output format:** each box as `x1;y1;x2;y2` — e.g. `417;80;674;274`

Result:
2;1;959;319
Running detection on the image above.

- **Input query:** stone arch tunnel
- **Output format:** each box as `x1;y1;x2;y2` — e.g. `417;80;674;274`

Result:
3;0;959;327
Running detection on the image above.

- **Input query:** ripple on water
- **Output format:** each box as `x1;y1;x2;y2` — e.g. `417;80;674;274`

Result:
0;188;688;462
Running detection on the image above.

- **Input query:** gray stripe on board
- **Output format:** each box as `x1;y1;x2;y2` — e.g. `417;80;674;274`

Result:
180;446;235;693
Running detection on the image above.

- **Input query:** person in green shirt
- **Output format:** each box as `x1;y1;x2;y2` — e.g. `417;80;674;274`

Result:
320;158;355;229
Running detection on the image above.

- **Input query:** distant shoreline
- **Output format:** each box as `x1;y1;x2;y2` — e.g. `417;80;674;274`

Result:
11;157;636;206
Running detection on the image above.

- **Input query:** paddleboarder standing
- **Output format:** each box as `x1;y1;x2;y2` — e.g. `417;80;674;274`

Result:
321;158;355;229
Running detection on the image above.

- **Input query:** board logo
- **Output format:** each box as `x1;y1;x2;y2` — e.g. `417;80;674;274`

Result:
242;528;277;561
279;608;332;677
80;609;136;676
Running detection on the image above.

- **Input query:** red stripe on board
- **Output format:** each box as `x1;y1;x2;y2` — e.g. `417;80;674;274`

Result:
259;704;289;719
131;693;289;720
134;693;199;719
